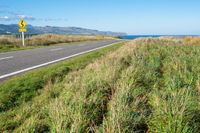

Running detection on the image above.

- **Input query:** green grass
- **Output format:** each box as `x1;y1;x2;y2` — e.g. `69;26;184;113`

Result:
0;42;124;113
1;38;200;132
0;44;40;53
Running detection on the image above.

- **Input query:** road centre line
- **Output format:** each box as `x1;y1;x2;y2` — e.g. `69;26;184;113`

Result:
0;56;13;61
50;48;63;51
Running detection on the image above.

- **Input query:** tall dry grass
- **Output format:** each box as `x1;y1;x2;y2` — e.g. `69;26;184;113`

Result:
26;34;117;46
0;35;20;45
0;34;117;46
184;36;200;45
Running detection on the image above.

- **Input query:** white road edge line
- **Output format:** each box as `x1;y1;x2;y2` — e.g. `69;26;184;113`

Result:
50;48;63;51
0;41;125;80
0;56;13;61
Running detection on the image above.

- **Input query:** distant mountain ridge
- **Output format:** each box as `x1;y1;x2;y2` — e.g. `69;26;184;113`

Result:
0;24;126;36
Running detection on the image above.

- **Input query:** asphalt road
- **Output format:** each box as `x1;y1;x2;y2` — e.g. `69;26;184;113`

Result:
0;40;124;80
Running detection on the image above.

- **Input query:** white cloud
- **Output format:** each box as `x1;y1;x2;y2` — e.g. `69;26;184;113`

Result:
17;15;36;20
0;16;10;21
4;16;9;19
0;8;67;22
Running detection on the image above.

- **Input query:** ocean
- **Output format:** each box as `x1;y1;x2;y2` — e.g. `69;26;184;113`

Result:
119;35;198;40
119;35;162;40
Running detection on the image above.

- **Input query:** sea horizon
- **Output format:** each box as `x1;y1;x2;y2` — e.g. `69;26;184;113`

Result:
120;35;200;40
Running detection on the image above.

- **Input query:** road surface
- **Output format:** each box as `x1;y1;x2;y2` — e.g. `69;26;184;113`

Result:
0;40;124;80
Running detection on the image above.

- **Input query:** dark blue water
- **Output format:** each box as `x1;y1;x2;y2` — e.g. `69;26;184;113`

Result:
120;35;199;40
119;35;162;40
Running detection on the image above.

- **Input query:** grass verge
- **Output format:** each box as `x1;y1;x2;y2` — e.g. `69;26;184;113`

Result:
1;37;200;132
0;34;118;53
0;42;124;113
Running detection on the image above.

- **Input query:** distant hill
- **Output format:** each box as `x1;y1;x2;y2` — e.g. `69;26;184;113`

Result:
0;24;126;36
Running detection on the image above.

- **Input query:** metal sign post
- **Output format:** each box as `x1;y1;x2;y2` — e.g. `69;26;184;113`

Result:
22;32;25;46
18;19;27;47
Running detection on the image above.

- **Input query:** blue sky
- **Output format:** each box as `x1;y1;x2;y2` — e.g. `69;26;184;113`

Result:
0;0;200;35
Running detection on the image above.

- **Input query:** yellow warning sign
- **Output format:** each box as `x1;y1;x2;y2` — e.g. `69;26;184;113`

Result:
18;20;27;28
19;28;27;32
